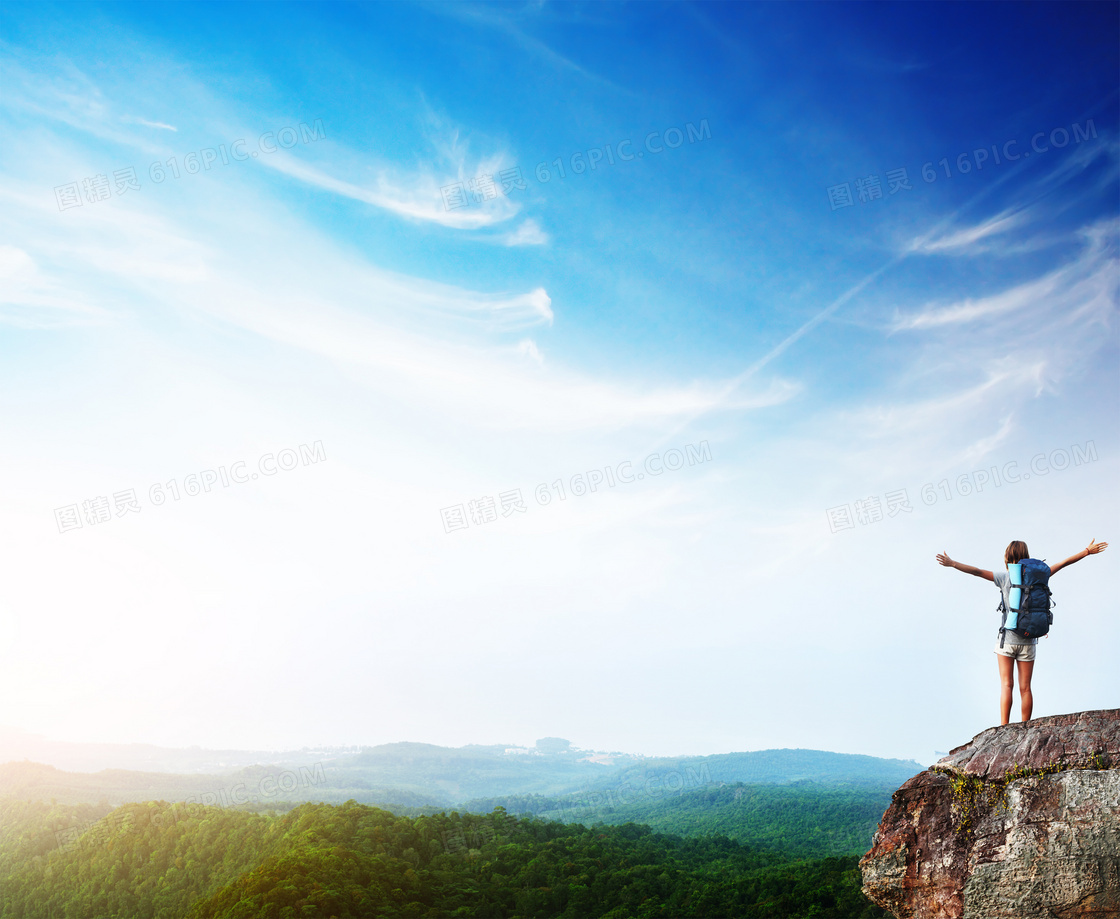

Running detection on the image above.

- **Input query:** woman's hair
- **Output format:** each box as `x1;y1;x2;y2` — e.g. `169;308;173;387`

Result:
1004;540;1030;565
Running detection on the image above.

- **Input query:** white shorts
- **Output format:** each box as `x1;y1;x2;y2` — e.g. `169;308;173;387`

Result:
995;639;1036;661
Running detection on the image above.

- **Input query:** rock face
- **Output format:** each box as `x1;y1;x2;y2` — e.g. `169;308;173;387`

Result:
860;709;1120;918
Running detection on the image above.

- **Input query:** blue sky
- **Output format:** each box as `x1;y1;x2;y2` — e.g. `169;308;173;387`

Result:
1;1;1117;767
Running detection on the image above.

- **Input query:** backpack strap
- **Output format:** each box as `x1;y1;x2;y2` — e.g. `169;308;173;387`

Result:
997;596;1007;647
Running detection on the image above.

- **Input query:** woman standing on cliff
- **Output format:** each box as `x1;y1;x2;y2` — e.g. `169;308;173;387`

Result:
935;539;1108;726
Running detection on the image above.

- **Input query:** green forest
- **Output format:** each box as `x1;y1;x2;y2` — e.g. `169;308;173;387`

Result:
464;782;894;861
0;796;888;918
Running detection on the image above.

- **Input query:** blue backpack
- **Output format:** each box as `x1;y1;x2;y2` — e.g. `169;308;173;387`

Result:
998;558;1054;647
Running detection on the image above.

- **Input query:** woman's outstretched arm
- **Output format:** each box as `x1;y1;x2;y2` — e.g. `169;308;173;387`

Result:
936;551;994;581
1049;538;1109;576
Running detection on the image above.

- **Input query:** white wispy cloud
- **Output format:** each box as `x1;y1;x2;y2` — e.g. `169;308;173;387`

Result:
843;369;1038;445
0;54;780;433
3;53;528;235
432;2;639;98
4;153;788;434
416;285;554;331
0;56;186;159
908;209;1024;254
501;218;549;247
892;270;1060;330
960;413;1016;465
0;239;111;328
0;56;109;132
807;217;1116;500
898;129;1116;261
893;219;1117;331
516;338;545;366
121;115;177;131
258;153;519;229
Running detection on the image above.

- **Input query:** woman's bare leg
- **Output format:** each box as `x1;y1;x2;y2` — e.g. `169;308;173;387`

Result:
997;653;1015;725
1017;659;1035;722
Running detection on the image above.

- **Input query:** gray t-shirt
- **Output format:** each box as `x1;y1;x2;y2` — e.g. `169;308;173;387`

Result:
993;570;1038;645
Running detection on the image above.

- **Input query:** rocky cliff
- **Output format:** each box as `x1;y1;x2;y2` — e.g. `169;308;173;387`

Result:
860;709;1120;918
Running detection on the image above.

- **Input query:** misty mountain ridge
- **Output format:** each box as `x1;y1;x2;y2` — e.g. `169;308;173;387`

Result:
0;731;920;811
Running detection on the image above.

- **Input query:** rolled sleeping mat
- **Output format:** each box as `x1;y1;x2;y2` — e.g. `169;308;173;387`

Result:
1006;563;1021;629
